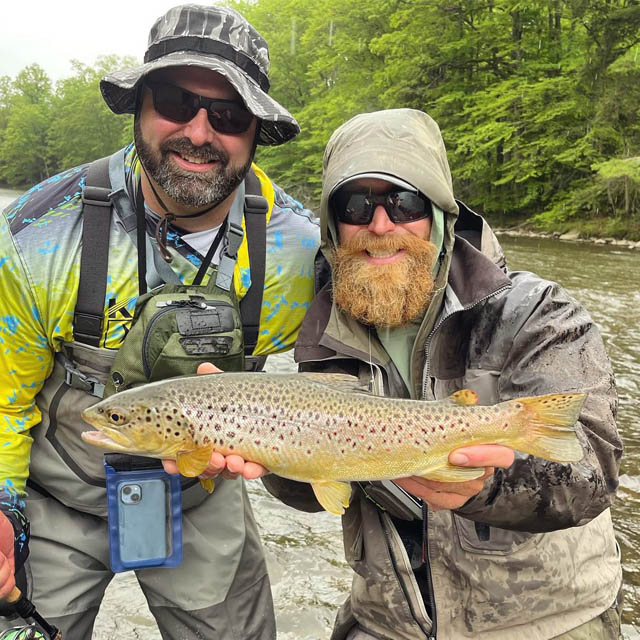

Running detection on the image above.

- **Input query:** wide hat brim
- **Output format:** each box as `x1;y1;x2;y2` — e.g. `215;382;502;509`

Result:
100;51;300;146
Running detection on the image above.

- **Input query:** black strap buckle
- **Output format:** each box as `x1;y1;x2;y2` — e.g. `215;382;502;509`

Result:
244;194;268;216
82;185;112;207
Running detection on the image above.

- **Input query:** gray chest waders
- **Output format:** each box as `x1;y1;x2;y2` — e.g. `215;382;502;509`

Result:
28;153;269;515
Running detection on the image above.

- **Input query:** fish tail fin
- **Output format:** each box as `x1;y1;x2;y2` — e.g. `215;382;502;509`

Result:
512;392;586;462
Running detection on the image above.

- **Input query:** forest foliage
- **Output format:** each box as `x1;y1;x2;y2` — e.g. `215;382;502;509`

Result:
1;0;639;234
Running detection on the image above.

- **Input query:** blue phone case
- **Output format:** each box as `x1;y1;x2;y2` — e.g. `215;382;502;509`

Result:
105;462;183;572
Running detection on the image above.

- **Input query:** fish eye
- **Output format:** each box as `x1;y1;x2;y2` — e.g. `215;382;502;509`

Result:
108;409;127;425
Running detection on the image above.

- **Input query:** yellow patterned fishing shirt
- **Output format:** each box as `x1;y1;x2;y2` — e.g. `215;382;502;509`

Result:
0;145;319;498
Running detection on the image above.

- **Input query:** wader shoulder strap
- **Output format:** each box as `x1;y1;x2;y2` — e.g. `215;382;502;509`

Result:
74;156;113;347
74;162;268;354
240;169;268;355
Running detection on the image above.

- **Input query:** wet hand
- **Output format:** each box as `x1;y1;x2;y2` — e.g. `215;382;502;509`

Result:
0;512;15;600
394;444;515;511
161;362;269;481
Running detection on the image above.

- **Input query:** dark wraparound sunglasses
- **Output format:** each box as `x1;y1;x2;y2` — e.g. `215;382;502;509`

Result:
332;189;432;225
146;81;254;135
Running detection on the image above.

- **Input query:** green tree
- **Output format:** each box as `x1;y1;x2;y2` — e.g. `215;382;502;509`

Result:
48;55;136;170
0;64;53;186
0;102;52;185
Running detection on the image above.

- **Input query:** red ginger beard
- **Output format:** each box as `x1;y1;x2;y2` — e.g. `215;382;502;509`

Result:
332;232;438;328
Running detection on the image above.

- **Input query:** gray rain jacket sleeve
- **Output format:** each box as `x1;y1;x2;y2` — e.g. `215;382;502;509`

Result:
451;270;620;532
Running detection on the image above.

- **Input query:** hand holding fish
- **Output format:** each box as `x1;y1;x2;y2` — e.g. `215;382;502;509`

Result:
0;512;15;600
394;444;516;511
160;362;270;482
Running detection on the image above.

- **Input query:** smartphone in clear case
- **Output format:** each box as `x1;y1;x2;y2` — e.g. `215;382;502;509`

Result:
105;460;183;572
118;479;167;565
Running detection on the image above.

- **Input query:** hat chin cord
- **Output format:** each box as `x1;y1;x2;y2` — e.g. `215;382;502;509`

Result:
141;164;219;263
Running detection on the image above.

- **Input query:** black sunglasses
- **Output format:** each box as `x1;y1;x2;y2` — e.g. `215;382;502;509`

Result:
332;189;432;225
146;81;254;135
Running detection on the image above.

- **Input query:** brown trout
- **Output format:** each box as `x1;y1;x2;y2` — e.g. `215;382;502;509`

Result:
81;372;585;514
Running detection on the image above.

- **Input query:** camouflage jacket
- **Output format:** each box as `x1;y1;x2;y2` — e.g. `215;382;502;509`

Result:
263;206;623;640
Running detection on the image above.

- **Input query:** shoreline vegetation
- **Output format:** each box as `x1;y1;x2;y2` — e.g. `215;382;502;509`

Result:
1;1;639;238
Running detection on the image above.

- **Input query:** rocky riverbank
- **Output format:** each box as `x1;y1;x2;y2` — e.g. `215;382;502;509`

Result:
494;227;640;249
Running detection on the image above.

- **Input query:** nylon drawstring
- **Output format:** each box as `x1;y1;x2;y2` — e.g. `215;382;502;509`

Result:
154;212;175;262
141;166;217;263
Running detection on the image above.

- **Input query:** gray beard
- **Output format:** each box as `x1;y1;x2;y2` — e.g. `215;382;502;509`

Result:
133;118;252;208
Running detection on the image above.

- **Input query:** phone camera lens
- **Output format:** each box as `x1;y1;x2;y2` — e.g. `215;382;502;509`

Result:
131;493;141;502
122;486;131;495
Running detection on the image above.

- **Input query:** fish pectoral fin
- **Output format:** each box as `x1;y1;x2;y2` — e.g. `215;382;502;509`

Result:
311;481;352;515
421;464;486;482
199;477;215;494
176;445;213;477
446;389;479;406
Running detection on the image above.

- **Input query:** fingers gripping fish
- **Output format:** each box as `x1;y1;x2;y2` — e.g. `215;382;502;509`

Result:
81;372;585;515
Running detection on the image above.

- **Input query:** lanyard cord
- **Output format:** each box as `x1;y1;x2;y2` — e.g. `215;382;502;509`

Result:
142;167;218;263
421;502;437;639
193;218;228;285
134;182;228;295
135;187;148;296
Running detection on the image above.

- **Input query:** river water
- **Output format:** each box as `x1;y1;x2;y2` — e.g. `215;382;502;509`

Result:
1;187;639;638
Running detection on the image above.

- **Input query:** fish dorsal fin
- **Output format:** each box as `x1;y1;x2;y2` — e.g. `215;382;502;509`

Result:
176;445;213;477
446;389;479;406
421;464;486;482
311;480;353;515
299;373;370;395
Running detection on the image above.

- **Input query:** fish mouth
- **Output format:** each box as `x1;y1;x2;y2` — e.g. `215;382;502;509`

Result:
80;428;135;451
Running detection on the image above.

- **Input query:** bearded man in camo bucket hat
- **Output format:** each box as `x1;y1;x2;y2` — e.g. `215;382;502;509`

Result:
0;4;319;640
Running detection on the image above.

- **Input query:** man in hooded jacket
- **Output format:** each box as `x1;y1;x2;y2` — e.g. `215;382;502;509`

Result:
262;109;623;640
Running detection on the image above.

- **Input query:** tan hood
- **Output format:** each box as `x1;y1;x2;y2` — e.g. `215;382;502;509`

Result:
320;108;459;261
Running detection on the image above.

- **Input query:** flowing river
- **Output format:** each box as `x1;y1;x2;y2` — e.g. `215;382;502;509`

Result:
1;188;639;638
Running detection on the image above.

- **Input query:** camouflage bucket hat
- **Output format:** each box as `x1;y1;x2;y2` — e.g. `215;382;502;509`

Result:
100;3;300;145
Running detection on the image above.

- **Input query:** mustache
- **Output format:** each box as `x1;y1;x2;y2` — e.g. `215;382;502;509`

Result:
160;138;229;165
337;231;433;257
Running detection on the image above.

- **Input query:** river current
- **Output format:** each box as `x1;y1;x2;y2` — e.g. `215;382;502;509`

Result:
1;188;638;638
